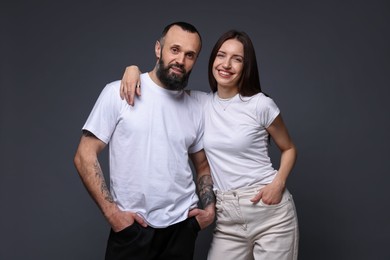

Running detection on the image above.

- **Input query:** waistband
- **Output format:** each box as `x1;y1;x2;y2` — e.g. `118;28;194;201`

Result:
215;185;267;199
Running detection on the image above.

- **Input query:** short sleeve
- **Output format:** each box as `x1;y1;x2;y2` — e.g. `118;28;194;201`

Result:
189;90;211;109
256;95;280;128
188;96;205;154
82;81;123;144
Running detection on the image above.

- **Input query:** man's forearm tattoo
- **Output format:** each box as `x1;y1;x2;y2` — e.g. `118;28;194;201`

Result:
93;159;114;203
197;175;215;208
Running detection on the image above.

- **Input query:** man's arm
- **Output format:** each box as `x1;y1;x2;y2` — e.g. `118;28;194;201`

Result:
73;130;146;231
188;149;216;229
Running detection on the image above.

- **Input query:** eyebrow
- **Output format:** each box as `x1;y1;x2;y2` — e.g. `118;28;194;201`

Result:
186;50;197;56
217;50;244;59
171;44;197;56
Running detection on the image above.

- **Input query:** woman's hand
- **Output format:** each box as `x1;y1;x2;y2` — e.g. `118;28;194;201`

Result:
120;65;142;106
250;180;285;205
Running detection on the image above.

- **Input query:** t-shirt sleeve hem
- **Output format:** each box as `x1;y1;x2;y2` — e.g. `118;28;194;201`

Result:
81;126;110;144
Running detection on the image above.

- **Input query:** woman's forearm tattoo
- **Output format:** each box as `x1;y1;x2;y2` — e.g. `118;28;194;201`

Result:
197;175;215;208
93;159;114;203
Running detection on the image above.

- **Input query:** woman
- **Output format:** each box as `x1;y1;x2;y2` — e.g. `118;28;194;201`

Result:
121;30;299;260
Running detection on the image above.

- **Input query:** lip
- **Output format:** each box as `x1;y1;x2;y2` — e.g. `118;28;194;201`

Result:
170;65;184;75
217;69;233;78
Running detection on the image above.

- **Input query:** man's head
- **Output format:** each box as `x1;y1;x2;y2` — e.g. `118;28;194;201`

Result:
154;22;202;90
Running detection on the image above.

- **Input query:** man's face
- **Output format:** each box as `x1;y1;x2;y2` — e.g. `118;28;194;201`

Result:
155;26;201;90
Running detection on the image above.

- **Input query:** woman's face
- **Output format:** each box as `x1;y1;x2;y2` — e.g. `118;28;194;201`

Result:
212;39;244;90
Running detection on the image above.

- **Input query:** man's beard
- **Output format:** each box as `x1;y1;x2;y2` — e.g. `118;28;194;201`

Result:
156;57;191;91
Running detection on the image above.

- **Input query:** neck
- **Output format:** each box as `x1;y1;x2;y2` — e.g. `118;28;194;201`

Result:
148;70;166;89
217;86;238;99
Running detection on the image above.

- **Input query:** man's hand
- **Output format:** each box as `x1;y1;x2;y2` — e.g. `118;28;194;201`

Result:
107;209;147;232
188;205;215;230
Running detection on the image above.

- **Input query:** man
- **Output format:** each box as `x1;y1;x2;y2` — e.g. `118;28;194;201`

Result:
74;22;215;260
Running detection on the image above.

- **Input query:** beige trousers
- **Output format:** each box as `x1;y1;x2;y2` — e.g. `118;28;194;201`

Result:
208;185;299;260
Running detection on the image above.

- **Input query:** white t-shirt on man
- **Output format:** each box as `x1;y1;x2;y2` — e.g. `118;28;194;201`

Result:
83;73;204;228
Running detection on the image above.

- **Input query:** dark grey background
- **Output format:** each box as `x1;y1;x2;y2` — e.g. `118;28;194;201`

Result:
1;0;389;259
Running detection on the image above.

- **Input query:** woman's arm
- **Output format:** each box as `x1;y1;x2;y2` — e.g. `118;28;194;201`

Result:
251;114;297;204
120;65;142;106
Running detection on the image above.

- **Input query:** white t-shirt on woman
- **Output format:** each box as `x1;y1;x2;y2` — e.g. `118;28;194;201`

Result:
191;91;280;192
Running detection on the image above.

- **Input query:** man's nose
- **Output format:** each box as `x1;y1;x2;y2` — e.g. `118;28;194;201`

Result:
176;52;185;64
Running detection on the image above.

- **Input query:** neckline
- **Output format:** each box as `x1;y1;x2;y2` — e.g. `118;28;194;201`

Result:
214;93;238;111
143;73;183;97
216;92;238;101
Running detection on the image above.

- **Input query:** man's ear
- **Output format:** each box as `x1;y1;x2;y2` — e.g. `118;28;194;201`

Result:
155;40;161;59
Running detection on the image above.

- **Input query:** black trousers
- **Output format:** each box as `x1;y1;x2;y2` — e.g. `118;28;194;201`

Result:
105;217;200;260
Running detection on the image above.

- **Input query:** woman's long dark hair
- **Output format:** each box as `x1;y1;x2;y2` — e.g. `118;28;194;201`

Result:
208;30;263;97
